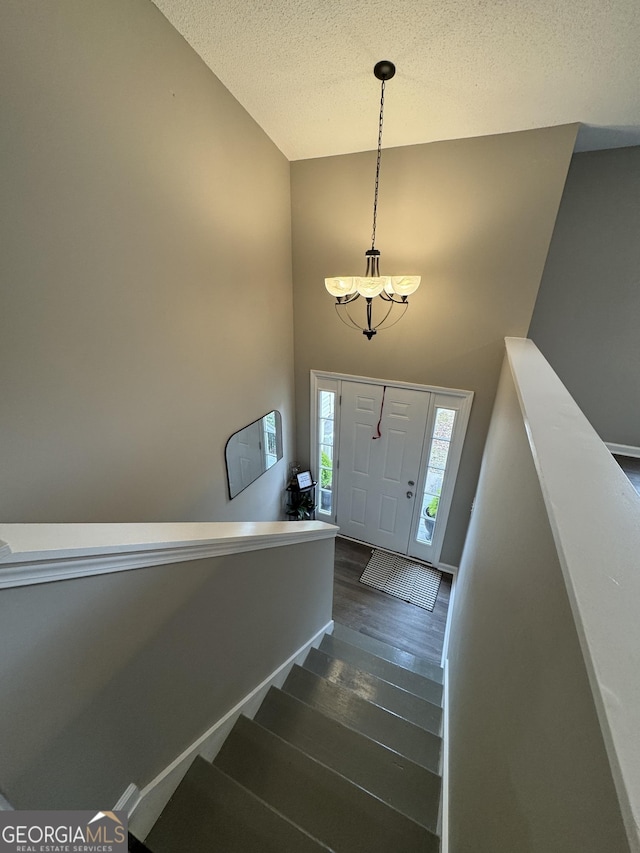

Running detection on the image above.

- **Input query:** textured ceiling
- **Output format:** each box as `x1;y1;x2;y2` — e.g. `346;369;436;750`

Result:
152;0;640;161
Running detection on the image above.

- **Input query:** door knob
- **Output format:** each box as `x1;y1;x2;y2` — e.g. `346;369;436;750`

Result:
406;491;413;498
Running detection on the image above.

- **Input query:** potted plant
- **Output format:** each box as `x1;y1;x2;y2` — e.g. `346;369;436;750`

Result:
319;450;333;512
291;489;316;520
424;494;439;538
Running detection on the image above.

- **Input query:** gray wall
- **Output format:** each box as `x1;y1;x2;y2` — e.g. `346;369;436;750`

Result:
529;145;640;446
447;355;629;853
291;125;577;566
0;0;294;523
0;540;334;809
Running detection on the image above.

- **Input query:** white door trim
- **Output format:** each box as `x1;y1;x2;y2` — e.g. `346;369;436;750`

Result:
311;369;474;399
310;371;473;563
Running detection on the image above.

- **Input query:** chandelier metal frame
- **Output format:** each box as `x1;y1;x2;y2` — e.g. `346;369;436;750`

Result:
325;60;420;340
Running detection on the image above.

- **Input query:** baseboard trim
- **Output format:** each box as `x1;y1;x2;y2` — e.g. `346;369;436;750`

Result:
606;442;640;459
440;659;450;853
336;535;459;577
126;619;333;839
441;571;457;669
113;783;140;814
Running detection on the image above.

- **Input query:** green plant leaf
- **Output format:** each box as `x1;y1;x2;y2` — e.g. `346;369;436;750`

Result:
426;495;439;518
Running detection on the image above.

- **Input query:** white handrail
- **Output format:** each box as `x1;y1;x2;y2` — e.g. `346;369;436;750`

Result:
0;521;338;589
506;337;640;851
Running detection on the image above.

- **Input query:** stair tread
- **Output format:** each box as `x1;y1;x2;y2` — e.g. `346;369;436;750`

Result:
215;715;439;853
332;623;444;683
304;646;442;734
255;686;441;832
283;664;441;773
320;634;443;704
146;756;332;853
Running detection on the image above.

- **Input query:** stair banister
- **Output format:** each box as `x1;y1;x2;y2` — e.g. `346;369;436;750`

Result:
0;520;335;588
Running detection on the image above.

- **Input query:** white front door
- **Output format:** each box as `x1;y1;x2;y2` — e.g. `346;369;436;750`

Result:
336;381;431;553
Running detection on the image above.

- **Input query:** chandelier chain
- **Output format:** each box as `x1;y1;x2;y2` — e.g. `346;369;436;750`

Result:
370;78;386;251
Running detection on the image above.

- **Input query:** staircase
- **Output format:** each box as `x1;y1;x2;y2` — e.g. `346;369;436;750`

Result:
144;623;444;852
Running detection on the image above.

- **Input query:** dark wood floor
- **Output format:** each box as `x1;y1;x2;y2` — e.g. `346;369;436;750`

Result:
332;536;452;667
615;454;640;495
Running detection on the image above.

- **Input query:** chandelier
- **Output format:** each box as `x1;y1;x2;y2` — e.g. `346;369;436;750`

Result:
324;60;421;340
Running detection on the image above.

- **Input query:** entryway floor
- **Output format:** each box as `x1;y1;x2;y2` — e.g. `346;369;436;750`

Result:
332;536;452;667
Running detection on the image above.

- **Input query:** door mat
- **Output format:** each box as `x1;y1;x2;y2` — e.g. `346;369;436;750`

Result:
360;549;442;611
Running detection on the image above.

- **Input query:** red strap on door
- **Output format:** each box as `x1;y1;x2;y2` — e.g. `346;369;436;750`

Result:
372;386;387;440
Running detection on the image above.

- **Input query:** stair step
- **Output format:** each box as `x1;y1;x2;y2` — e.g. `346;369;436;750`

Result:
304;647;442;734
215;715;439;853
332;623;444;684
255;686;441;832
146;756;331;853
283;664;441;773
320;634;443;705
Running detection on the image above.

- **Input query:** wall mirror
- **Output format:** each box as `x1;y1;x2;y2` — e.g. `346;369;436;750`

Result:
225;410;283;499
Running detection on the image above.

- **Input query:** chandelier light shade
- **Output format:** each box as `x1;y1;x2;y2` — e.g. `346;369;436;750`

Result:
325;60;421;340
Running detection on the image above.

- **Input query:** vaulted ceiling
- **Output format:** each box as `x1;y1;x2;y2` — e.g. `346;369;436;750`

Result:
153;0;640;161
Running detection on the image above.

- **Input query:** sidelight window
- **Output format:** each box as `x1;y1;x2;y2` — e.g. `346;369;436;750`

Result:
417;407;456;545
318;390;336;515
263;411;278;468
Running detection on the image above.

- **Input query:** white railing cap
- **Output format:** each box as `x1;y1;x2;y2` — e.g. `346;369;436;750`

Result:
506;337;640;851
0;521;338;589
